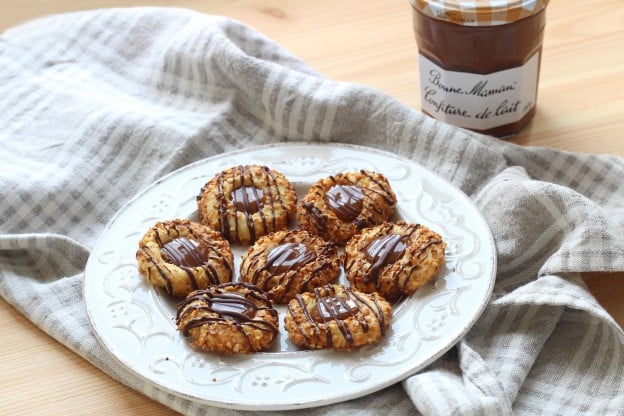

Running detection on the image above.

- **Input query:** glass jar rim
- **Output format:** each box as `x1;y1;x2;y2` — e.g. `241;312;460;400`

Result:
409;0;549;26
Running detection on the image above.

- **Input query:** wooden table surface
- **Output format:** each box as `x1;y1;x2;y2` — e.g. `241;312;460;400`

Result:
1;1;623;415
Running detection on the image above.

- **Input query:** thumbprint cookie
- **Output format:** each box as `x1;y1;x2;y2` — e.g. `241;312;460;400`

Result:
296;170;396;246
197;165;297;245
344;221;446;302
176;283;279;354
284;284;392;351
239;229;341;304
136;219;233;297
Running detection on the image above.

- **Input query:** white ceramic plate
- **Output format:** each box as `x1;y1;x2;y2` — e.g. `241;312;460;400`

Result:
84;142;496;411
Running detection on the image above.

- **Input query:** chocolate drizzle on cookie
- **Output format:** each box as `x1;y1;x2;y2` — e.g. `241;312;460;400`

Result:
316;295;358;322
136;219;233;296
240;230;341;304
176;283;279;337
300;202;328;233
325;184;364;221
344;221;446;302
359;170;396;206
286;285;389;349
161;237;206;268
297;170;396;246
200;165;296;244
327;170;396;225
231;186;264;214
265;242;315;275
363;233;407;284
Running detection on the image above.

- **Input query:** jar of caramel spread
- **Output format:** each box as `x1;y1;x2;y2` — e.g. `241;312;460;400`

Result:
410;0;549;137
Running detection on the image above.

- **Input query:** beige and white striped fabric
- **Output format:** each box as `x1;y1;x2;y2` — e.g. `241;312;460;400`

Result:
1;7;623;416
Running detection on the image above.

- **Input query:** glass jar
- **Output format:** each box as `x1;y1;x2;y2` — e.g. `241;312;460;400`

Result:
410;0;549;137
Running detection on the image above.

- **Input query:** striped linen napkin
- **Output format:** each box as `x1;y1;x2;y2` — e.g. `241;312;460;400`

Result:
1;7;623;416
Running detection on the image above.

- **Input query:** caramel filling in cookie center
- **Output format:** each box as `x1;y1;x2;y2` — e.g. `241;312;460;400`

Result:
265;242;314;274
325;184;364;221
314;295;358;322
231;186;264;214
161;237;207;268
209;292;257;321
364;234;407;282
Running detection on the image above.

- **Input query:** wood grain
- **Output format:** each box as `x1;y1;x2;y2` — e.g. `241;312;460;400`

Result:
1;1;622;415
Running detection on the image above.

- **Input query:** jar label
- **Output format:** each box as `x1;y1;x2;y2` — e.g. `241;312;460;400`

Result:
418;52;540;131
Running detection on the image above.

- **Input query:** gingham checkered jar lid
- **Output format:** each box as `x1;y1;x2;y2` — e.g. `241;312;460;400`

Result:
410;0;549;26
